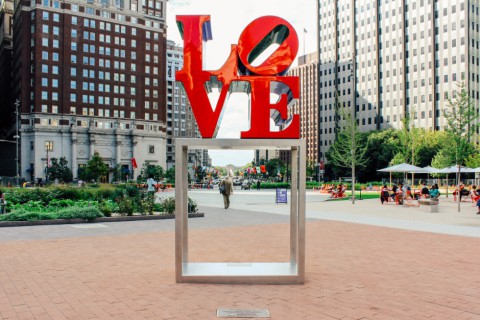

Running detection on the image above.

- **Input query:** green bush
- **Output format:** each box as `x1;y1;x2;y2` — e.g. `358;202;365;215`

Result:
117;197;134;216
161;197;176;215
153;203;164;213
188;198;198;213
139;193;155;215
0;206;102;221
55;206;103;220
98;200;118;217
0;211;57;221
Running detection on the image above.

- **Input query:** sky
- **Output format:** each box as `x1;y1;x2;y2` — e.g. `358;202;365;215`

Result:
166;0;317;166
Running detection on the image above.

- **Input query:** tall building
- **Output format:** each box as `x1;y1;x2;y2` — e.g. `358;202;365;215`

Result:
0;0;13;139
165;40;208;171
289;52;319;166
317;0;480;158
13;0;168;182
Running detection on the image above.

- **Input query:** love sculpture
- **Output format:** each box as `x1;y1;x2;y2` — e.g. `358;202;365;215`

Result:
174;15;306;284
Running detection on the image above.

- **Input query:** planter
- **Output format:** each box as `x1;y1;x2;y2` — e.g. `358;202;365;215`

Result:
0;212;204;228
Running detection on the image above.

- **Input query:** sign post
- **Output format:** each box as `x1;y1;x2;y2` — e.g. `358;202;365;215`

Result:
275;188;288;204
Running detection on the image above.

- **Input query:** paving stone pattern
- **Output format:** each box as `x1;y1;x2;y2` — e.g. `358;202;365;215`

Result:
1;215;480;319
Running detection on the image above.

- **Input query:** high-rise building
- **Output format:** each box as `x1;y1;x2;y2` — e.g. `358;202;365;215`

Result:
317;0;480;158
13;0;168;182
289;52;319;166
165;40;208;171
0;0;13;139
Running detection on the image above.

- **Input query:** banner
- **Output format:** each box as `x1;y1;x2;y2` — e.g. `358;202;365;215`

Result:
131;158;138;169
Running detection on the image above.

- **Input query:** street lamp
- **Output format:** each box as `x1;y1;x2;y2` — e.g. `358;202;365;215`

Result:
45;141;53;180
14;99;20;187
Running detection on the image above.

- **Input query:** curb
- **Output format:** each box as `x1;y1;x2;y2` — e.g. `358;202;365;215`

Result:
0;212;204;228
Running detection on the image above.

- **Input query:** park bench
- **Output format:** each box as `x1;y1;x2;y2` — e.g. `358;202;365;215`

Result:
418;198;439;212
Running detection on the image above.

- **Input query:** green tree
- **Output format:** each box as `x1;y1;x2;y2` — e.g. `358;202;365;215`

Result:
138;162;164;182
165;167;175;182
265;158;285;180
465;152;480;169
443;82;479;211
326;108;368;203
112;164;123;183
79;152;109;182
443;82;478;165
362;129;401;181
46;157;73;182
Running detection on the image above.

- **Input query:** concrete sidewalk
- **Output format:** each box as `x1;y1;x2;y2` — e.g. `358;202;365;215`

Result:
1;195;480;319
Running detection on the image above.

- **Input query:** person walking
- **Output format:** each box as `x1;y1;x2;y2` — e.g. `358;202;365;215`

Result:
146;175;156;195
219;170;234;209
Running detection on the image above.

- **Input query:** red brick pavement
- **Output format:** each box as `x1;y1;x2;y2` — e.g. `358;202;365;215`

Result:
1;221;480;320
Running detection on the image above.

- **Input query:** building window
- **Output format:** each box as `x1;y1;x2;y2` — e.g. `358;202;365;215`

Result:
45;141;54;151
148;145;154;154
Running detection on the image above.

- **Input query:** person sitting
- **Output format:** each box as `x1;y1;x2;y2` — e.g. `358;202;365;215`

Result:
390;184;398;201
0;190;5;214
380;185;390;204
471;185;480;203
429;185;441;199
459;183;470;201
404;184;414;199
334;184;346;198
420;183;430;198
396;184;404;204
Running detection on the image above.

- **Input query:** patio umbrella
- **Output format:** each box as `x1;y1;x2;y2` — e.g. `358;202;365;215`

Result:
419;166;441;184
378;163;423;187
438;165;475;201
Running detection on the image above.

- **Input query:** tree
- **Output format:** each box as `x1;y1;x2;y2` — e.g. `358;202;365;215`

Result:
165;167;175;182
138;162;164;182
326;107;368;203
79;152;109;182
46;157;73;182
465;152;480;169
443;82;479;211
362;129;401;181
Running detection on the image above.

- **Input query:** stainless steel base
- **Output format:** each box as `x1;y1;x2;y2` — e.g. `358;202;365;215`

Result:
175;139;306;284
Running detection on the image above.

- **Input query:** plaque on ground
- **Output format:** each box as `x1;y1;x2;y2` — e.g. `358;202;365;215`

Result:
216;308;270;318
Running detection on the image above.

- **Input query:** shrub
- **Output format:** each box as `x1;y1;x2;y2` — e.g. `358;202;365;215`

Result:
55;206;103;220
117;197;134;216
98;200;118;217
139;193;155;215
0;211;57;221
160;197;175;215
188;198;198;213
153;203;164;213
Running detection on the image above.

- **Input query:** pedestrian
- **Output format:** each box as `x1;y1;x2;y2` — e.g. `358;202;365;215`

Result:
219;170;234;209
146;175;156;195
0;190;5;214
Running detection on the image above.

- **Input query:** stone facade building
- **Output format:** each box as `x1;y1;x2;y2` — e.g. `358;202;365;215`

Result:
13;0;167;182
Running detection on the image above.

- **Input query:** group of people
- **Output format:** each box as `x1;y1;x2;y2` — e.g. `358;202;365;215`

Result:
328;183;346;198
380;183;441;204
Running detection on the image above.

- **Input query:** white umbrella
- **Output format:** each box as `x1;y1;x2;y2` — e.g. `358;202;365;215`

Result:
438;165;475;173
378;163;423;187
438;165;475;200
420;166;441;174
377;163;423;172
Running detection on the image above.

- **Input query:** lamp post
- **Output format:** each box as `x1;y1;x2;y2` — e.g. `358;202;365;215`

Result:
45;141;52;181
14;99;20;187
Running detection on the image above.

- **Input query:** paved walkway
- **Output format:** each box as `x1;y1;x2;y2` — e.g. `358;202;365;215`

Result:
1;191;480;319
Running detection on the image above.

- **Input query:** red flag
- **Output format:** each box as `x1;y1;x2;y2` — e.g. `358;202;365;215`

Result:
260;165;266;173
131;158;138;169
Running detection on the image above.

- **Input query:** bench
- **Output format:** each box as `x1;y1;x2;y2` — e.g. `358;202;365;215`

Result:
418;198;439;212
